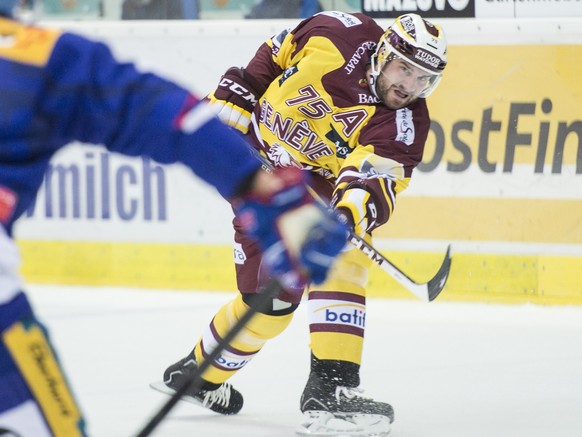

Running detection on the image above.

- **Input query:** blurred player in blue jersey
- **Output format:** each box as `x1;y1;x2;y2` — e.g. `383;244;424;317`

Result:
0;2;347;435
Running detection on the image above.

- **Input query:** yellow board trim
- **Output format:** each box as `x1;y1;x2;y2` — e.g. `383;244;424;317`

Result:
18;240;237;290
16;240;582;305
375;197;582;244
3;322;84;437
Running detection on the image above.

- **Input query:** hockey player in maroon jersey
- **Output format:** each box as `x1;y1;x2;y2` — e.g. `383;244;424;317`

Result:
155;11;448;436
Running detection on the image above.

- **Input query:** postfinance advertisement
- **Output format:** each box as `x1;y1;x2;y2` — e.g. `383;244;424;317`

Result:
15;23;582;304
371;44;582;304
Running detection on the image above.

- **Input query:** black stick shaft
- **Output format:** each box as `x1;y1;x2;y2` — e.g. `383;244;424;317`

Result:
136;279;282;437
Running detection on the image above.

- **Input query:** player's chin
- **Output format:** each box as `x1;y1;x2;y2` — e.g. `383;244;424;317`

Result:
384;96;411;110
384;89;415;109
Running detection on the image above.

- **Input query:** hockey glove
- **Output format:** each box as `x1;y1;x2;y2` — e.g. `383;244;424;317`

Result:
206;67;260;134
334;187;374;238
235;168;347;290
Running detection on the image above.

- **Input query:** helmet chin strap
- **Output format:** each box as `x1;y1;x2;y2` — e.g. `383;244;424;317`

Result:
367;57;383;102
368;51;400;104
369;76;380;101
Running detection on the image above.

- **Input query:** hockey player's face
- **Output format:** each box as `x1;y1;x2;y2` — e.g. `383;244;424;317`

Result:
377;59;434;109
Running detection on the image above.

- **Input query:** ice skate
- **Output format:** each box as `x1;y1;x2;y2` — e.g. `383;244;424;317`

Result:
296;372;393;437
150;351;243;415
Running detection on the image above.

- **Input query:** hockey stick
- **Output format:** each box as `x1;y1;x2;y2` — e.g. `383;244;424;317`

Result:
135;278;282;437
255;156;452;302
349;233;452;302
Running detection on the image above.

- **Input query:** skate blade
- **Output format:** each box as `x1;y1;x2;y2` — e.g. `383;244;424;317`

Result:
149;381;204;408
296;411;391;437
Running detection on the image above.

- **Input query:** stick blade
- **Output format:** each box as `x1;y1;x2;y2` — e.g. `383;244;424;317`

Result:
426;245;452;301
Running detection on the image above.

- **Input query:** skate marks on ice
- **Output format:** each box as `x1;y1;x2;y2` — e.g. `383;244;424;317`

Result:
297;411;391;437
27;285;582;437
149;381;205;408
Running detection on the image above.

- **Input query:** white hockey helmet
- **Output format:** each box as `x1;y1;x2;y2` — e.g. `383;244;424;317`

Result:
370;14;448;99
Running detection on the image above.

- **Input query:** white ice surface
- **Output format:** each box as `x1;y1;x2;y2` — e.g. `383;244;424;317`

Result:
27;285;582;437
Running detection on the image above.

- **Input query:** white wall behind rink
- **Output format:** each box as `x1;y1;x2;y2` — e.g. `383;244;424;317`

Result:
36;17;582;96
13;17;582;247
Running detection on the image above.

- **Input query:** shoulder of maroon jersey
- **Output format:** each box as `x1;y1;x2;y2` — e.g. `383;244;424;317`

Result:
296;13;384;108
291;12;384;54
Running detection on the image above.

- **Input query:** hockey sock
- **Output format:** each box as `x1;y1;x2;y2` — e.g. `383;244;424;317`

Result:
307;245;371;364
194;294;294;384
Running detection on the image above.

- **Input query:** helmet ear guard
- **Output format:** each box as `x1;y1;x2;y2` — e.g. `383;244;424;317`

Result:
369;13;448;100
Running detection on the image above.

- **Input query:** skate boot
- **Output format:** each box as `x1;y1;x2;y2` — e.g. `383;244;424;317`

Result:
150;350;243;415
297;356;393;436
300;372;394;420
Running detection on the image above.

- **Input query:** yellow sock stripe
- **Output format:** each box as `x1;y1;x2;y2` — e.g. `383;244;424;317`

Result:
195;295;293;384
309;331;363;365
3;322;84;437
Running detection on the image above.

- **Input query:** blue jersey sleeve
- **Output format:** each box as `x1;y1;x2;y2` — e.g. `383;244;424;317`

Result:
44;33;260;199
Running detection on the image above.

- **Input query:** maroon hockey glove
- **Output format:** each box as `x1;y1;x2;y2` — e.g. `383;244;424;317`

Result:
206;67;260;134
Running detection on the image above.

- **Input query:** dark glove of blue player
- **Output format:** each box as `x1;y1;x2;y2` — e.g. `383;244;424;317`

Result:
234;167;347;290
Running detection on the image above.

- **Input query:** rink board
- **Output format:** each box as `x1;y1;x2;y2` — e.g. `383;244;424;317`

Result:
14;19;582;305
17;241;582;305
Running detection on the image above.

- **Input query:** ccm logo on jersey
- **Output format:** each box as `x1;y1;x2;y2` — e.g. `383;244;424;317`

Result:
0;186;17;224
218;78;258;105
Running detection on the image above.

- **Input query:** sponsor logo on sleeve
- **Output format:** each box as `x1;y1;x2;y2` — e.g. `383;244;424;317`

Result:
234;242;246;265
279;65;299;86
395;108;415;145
271;28;290;56
345;41;376;75
319;11;363;27
0;186;17;225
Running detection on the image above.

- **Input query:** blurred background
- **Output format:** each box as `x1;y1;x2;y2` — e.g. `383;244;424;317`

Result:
16;1;582;307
